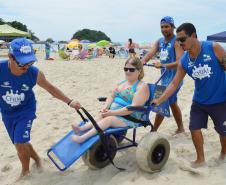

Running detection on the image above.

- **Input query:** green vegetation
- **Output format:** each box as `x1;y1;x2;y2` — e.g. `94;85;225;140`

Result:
72;29;111;42
0;18;39;41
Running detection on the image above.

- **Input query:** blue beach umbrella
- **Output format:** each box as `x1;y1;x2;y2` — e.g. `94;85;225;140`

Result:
80;40;90;43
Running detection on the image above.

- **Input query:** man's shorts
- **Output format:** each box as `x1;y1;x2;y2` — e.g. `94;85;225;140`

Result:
2;114;36;144
189;101;226;135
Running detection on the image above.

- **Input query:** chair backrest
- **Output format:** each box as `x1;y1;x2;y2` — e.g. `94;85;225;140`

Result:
146;83;170;117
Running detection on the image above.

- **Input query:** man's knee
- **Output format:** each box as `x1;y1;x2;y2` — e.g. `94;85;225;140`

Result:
170;102;179;109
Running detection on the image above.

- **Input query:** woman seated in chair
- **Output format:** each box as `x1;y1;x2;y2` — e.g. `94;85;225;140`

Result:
71;57;150;143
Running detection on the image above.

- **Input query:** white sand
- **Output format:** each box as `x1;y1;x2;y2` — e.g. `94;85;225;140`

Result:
0;52;225;185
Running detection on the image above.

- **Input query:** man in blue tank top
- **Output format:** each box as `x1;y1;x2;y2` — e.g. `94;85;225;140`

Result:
142;16;185;134
152;23;226;168
0;38;81;179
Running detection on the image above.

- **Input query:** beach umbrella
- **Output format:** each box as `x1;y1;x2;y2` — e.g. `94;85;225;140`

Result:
87;43;97;49
67;40;80;49
80;40;90;43
96;40;110;47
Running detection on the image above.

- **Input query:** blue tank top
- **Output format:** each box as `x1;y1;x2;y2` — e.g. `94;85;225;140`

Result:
180;41;226;104
0;60;39;118
158;35;177;86
110;80;146;120
113;80;140;106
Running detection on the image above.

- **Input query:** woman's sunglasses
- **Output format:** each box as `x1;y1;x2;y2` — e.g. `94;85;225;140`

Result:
124;67;137;72
176;36;188;43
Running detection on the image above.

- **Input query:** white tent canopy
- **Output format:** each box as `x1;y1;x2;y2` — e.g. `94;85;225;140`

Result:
0;24;30;37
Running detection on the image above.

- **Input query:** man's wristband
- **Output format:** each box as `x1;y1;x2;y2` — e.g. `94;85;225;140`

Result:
67;99;73;106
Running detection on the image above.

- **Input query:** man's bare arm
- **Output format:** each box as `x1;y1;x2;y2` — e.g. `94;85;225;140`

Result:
213;42;226;70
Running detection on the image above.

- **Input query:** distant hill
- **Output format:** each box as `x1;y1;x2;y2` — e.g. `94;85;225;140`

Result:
72;29;111;42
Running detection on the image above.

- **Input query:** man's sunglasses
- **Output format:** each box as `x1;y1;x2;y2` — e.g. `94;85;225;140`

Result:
124;67;137;72
15;60;35;68
176;36;188;43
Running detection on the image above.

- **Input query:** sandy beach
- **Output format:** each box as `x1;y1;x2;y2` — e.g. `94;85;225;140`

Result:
0;52;226;185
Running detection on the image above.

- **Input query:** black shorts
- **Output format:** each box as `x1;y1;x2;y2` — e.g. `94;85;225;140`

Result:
129;48;135;53
189;101;226;135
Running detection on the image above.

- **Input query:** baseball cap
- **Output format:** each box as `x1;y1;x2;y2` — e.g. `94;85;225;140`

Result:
9;37;37;64
160;16;175;27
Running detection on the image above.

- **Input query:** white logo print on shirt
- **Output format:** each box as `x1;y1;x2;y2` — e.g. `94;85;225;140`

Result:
159;49;169;61
21;84;29;91
2;89;25;107
203;54;212;62
0;81;11;88
192;64;212;80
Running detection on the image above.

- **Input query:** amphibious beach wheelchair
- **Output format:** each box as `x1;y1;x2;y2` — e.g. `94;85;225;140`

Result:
47;65;171;173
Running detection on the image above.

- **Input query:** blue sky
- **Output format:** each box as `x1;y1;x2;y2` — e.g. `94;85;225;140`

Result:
0;0;225;43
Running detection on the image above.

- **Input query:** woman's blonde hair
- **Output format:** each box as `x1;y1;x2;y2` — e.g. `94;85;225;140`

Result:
125;57;144;80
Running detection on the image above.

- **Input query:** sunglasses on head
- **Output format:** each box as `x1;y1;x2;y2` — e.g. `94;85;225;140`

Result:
124;67;137;72
176;36;188;43
15;60;35;68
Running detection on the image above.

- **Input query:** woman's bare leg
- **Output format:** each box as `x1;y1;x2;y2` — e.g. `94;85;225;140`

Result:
71;116;127;143
72;113;104;133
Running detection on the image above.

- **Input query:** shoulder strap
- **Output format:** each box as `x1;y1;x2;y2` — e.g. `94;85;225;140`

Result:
118;80;126;85
131;80;140;92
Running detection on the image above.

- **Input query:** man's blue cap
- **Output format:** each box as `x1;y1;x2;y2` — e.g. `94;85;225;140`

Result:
160;16;175;27
9;37;37;64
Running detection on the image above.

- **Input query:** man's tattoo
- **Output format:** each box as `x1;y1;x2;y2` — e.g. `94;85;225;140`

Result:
220;54;226;70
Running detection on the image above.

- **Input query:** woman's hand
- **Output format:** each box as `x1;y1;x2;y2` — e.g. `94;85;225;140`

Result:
101;110;114;118
101;107;109;113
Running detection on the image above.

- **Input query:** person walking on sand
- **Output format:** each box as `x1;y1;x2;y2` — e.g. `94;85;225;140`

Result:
142;16;185;134
44;41;51;60
152;23;226;168
0;38;81;179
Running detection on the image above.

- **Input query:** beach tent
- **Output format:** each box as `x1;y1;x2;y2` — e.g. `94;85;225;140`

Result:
207;31;226;42
0;24;31;42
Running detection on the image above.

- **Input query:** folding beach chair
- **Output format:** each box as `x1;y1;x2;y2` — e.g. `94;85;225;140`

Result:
47;65;171;172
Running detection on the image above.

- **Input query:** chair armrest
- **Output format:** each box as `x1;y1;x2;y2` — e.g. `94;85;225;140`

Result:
126;106;148;112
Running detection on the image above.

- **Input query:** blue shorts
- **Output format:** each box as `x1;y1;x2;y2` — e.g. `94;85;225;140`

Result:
189;101;226;135
2;114;36;144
